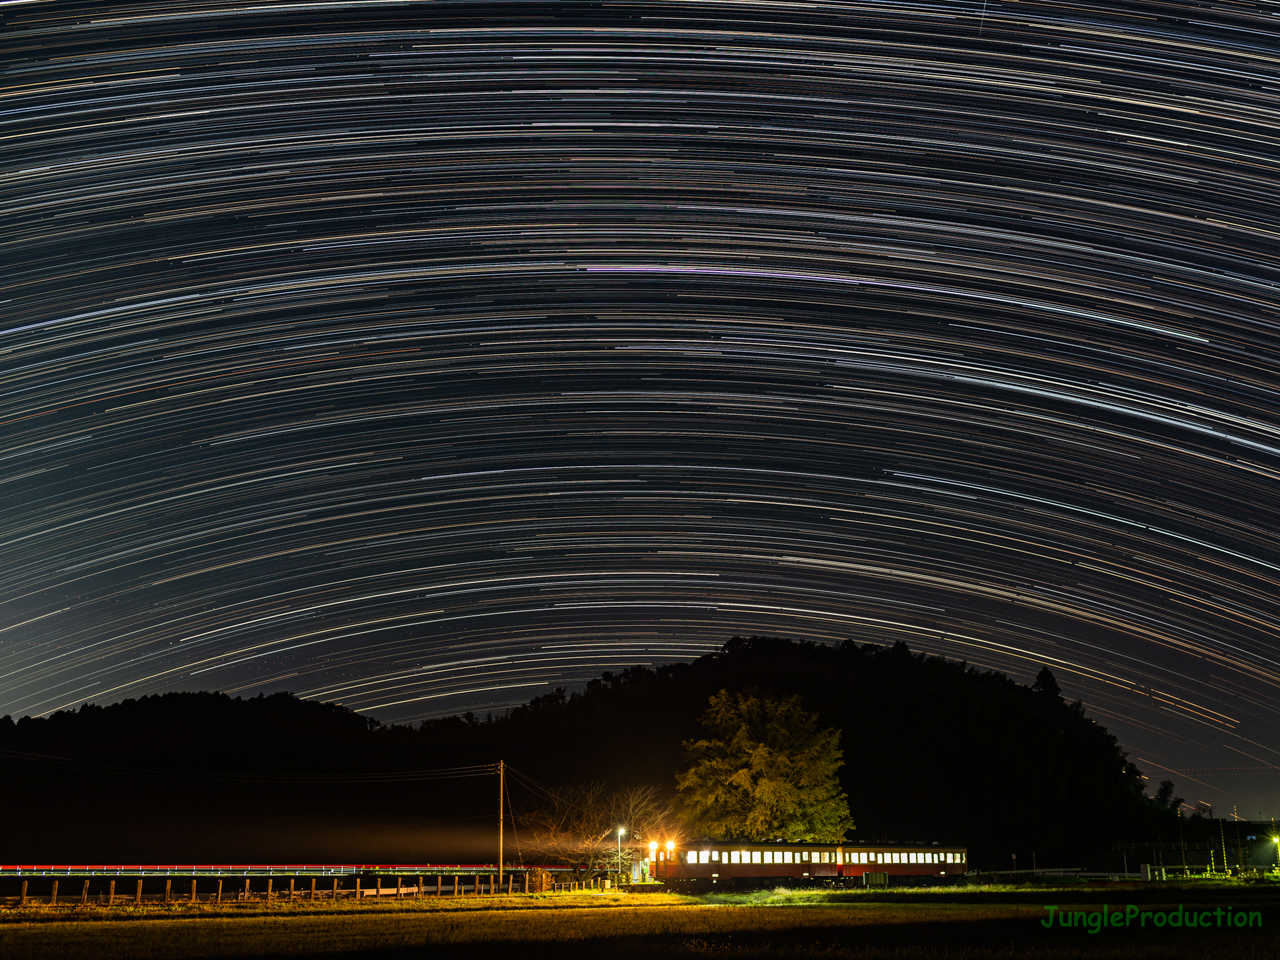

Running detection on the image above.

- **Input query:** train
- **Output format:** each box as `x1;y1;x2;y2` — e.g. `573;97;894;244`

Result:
645;840;967;886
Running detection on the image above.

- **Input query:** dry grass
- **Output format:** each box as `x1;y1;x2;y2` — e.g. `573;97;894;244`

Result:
0;887;1275;959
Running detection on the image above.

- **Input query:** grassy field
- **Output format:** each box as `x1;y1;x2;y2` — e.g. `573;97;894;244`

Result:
1;883;1276;959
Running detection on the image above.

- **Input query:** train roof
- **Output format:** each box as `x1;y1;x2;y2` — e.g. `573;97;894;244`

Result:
678;839;964;848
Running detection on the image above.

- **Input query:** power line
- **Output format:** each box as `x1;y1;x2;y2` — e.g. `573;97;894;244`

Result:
0;748;497;784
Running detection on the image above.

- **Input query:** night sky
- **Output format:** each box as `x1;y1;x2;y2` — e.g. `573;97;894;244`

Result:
4;1;1280;820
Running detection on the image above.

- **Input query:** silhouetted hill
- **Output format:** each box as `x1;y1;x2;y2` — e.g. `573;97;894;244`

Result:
1;639;1192;868
419;636;1191;869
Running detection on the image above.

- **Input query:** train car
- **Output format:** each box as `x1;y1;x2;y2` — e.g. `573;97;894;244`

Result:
646;840;966;887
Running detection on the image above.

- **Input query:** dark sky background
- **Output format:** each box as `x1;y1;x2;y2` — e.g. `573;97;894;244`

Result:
3;1;1280;821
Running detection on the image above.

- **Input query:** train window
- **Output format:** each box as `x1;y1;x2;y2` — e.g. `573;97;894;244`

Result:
784;851;793;864
712;851;720;862
730;851;740;864
764;851;773;864
749;851;758;864
699;851;710;864
802;851;810;862
861;853;868;864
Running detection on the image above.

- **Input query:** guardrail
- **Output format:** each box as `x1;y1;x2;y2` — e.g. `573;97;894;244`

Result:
1;864;568;877
1;864;594;906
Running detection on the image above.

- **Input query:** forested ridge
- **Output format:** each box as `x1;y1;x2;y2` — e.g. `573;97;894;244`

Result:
2;638;1188;867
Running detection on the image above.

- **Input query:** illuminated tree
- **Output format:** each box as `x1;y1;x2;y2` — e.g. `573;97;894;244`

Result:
676;689;853;842
519;781;674;880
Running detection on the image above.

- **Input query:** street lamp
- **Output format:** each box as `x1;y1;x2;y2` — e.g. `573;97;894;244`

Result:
617;825;626;880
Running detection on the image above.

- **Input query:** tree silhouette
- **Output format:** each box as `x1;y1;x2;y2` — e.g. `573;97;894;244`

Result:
1154;779;1184;813
1031;665;1061;699
676;689;853;842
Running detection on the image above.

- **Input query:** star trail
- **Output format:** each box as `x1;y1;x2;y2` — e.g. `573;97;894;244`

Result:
3;0;1280;818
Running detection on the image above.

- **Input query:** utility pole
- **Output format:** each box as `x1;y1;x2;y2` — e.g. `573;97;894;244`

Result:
498;760;504;889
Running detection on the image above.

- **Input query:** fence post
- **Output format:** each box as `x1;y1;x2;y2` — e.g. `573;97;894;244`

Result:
243;878;250;902
51;880;58;906
136;879;143;905
376;876;382;899
216;879;222;903
108;880;115;906
164;879;171;904
507;873;513;895
436;875;441;897
191;878;198;903
355;878;361;900
311;878;317;901
289;878;295;902
81;879;89;905
266;878;273;903
453;876;458;896
397;876;402;899
416;876;422;899
333;878;339;900
19;880;27;907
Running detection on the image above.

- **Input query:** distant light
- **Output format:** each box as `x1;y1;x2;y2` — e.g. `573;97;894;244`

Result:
666;841;675;852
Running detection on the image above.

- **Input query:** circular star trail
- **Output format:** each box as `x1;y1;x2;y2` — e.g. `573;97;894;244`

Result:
3;1;1280;817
